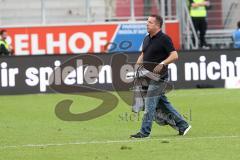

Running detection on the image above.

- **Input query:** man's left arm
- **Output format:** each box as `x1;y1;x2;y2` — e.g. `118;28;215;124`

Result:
153;51;178;74
161;51;178;65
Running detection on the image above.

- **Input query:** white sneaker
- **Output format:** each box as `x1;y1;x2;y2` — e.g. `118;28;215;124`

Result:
179;125;192;136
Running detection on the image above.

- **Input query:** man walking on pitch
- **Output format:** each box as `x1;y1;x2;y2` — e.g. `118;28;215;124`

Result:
130;15;191;138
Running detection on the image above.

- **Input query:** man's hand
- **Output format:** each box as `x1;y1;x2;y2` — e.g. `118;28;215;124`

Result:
8;45;14;54
153;63;167;74
205;1;210;7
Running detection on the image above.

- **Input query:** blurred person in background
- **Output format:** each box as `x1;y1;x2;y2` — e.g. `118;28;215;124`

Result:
232;21;240;49
189;0;211;49
0;29;14;56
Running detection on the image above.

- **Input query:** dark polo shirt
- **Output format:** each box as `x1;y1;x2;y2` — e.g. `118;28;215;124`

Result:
142;30;175;72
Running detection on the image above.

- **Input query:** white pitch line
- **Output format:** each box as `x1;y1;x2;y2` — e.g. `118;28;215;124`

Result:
0;135;240;150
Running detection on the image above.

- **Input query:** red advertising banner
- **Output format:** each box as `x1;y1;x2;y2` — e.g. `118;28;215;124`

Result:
4;21;180;55
165;21;181;50
6;24;117;55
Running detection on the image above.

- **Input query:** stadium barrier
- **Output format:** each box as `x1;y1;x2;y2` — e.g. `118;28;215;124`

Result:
0;49;240;95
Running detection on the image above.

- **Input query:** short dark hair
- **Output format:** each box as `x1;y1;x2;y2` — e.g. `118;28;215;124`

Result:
0;29;7;35
150;15;163;28
238;21;240;29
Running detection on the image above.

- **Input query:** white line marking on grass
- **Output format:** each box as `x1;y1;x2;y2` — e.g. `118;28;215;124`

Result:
167;91;240;97
1;135;240;150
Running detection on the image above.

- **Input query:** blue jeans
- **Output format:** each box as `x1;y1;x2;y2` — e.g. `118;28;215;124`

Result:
140;80;189;136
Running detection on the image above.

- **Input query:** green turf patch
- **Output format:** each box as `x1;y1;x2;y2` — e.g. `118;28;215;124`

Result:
0;89;240;160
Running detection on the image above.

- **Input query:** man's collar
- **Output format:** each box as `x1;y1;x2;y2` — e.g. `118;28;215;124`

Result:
149;30;163;39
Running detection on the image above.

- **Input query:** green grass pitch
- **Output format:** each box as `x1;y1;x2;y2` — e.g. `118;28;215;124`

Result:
0;88;240;160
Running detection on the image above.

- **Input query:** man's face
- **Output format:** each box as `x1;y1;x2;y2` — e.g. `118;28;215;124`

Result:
147;17;160;34
1;31;8;40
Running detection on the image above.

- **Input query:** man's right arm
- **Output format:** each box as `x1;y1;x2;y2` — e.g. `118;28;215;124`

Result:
136;52;143;65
